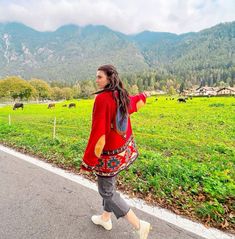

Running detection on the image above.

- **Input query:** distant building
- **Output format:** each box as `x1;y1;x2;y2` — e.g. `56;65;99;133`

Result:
194;86;219;96
217;87;235;96
182;86;235;96
154;90;167;95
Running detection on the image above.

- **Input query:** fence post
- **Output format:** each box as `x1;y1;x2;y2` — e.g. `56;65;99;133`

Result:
53;117;56;139
8;114;11;126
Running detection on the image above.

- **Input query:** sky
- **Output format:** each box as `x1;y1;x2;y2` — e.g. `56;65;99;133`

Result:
0;0;234;34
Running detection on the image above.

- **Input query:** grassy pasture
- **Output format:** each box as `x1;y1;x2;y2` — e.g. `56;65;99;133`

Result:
0;96;234;232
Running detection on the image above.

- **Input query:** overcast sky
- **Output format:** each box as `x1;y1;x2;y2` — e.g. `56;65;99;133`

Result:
0;0;234;34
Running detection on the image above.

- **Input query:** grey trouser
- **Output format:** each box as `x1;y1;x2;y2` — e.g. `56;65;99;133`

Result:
97;175;130;219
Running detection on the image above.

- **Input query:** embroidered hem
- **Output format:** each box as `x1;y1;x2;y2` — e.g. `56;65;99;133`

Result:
81;136;138;177
95;151;138;177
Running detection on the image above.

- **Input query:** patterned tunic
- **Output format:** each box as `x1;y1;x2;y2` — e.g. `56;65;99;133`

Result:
81;91;147;176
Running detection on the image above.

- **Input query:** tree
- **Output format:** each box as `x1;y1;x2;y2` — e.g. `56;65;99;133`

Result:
137;78;144;92
168;86;176;95
129;84;139;95
179;82;185;93
62;87;73;100
229;78;235;87
0;80;5;98
51;87;63;100
80;80;96;98
0;76;36;100
72;83;81;98
154;81;160;90
199;79;206;88
147;76;155;90
218;81;228;87
29;78;51;101
162;86;167;93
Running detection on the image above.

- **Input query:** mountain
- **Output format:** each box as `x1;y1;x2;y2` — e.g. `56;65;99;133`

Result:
0;23;149;82
0;21;234;83
130;22;235;71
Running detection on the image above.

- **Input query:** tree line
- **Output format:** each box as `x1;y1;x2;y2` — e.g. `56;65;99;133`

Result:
0;74;177;101
0;77;82;101
0;68;234;101
0;76;139;101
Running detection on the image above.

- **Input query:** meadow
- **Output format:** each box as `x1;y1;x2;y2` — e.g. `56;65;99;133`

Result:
0;96;234;232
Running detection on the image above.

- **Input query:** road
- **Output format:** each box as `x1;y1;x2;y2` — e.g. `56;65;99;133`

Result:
0;147;222;239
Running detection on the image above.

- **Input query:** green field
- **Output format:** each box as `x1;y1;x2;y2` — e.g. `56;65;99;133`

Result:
0;96;234;232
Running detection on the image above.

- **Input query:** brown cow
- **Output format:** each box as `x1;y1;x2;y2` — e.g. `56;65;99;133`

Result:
68;103;76;108
48;103;55;109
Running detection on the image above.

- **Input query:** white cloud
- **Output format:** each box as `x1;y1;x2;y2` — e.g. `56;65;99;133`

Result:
0;0;234;34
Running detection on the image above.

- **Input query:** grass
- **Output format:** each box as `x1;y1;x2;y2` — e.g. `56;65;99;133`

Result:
0;96;234;232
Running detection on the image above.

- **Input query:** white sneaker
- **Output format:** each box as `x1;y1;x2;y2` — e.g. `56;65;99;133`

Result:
91;215;112;230
137;220;151;239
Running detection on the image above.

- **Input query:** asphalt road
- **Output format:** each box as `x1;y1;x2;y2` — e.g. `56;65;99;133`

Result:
0;149;207;239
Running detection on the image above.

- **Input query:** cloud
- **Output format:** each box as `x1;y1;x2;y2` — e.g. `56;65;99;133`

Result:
0;0;234;34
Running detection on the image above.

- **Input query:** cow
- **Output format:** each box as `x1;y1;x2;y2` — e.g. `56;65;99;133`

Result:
13;103;24;110
68;103;76;108
177;98;187;103
48;103;55;109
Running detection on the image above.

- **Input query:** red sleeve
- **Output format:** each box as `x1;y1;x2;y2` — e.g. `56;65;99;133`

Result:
128;92;147;115
81;94;112;171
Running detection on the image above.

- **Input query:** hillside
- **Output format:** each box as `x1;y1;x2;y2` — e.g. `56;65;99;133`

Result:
0;21;234;83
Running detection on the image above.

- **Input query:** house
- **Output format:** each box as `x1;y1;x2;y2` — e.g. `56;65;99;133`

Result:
217;87;235;96
194;86;219;96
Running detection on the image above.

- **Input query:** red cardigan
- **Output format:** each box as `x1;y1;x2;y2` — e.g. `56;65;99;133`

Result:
81;91;147;174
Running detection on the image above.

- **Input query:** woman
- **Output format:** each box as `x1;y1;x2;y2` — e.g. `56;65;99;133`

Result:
81;65;151;239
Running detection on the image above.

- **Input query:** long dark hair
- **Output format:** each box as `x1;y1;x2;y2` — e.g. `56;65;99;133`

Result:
95;64;130;120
